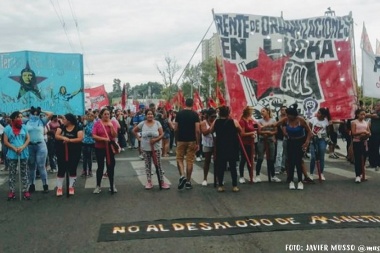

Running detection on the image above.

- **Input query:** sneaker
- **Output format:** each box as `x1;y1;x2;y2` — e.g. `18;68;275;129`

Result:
303;177;315;184
289;181;296;190
217;186;225;192
109;185;118;193
297;181;304;190
169;150;173;154
29;184;35;193
309;174;314;180
139;154;144;160
43;184;49;193
102;173;108;179
121;148;125;151
333;153;339;158
56;187;63;197
145;181;153;190
239;177;246;184
376;167;379;172
271;176;281;182
196;157;202;162
321;174;326;181
178;176;187;190
329;154;338;159
7;192;15;200
201;180;208;186
0;167;8;171
93;186;101;194
355;176;361;183
81;171;87;177
23;192;31;200
232;186;240;192
185;182;193;189
161;181;170;189
254;175;262;183
69;187;75;195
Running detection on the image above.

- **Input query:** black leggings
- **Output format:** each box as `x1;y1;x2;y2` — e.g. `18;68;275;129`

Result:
95;147;115;188
216;158;237;187
353;141;366;177
286;138;303;182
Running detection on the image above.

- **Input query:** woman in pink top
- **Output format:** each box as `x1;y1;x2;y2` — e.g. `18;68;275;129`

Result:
351;109;371;183
92;108;119;194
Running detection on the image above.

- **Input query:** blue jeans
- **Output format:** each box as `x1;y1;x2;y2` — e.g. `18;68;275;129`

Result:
28;142;48;185
310;138;327;174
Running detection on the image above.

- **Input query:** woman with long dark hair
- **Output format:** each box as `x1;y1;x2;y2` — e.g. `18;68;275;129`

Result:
351;109;371;183
200;108;217;186
4;111;30;200
92;108;118;194
308;107;331;181
133;109;169;189
55;113;83;196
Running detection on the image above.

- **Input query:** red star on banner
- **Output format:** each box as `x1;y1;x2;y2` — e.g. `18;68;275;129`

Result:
241;48;289;99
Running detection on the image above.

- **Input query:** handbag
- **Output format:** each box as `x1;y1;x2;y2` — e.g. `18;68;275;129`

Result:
110;140;121;154
101;122;121;154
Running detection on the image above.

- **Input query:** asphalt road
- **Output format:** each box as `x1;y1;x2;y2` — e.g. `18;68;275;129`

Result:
0;138;379;253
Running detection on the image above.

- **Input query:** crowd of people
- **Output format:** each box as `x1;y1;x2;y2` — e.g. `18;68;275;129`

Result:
1;99;379;199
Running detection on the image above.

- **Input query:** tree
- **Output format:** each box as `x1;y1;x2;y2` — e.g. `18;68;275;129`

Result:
112;78;122;92
156;55;181;88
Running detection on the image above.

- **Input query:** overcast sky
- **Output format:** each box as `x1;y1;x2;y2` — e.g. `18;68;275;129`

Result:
0;0;378;91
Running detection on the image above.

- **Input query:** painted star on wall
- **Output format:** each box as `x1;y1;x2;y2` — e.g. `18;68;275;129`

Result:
8;62;47;100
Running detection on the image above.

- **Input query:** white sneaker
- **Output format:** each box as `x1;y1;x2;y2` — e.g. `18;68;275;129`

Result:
202;180;207;186
355;176;361;183
93;186;101;194
239;177;246;184
196;157;202;162
289;181;295;190
109;185;118;193
309;174;314;180
253;175;261;183
321;174;326;181
169;150;173;154
271;176;281;182
139;154;144;160
297;181;304;190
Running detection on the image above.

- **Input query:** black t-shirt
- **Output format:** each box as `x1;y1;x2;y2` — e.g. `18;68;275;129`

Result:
176;109;199;142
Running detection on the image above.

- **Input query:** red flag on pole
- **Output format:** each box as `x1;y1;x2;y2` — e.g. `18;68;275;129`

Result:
216;58;223;82
178;90;185;108
121;84;126;109
208;97;217;108
216;86;226;106
193;91;203;111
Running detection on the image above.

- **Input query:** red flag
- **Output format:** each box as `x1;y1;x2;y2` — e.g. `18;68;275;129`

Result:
164;101;172;111
216;86;226;106
178;90;185;108
216;58;223;82
193;91;203;111
121;84;126;109
208;97;217;108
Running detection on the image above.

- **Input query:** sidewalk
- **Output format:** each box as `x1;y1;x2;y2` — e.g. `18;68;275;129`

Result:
333;137;348;158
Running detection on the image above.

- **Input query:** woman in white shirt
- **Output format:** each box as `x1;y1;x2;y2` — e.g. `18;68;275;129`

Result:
308;107;331;180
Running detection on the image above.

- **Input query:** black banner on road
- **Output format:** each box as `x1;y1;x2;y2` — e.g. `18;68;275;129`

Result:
98;212;380;242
